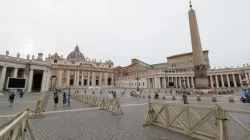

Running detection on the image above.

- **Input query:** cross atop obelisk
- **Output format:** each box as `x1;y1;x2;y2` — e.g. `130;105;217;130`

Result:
188;1;209;89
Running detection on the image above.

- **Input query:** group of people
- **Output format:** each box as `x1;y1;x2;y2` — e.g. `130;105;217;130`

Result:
53;90;71;107
241;89;250;103
8;90;25;107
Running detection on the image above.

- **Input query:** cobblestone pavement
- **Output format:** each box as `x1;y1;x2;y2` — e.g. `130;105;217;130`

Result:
1;89;250;140
30;104;196;140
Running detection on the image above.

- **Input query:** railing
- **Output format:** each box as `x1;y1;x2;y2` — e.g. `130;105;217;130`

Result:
29;92;49;119
143;100;250;140
0;108;35;140
72;94;124;115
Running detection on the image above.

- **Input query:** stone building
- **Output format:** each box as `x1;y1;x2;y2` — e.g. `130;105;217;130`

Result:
115;51;250;89
0;45;115;92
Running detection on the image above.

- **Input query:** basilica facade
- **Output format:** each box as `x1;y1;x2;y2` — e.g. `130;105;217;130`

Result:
0;45;115;92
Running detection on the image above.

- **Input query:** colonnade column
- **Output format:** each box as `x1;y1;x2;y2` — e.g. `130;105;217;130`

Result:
41;70;47;92
239;74;242;86
191;77;194;88
221;75;225;87
74;71;77;86
67;70;70;86
105;73;108;86
111;73;114;86
13;68;18;78
187;77;190;88
226;75;230;87
179;77;182;88
46;70;51;90
163;77;166;88
27;69;33;92
76;71;80;86
0;66;7;91
58;70;62;88
245;73;249;83
232;74;237;87
210;76;214;88
215;75;219;88
92;72;95;86
175;77;178;88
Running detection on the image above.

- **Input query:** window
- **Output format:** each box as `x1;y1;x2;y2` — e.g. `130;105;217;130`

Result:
54;60;57;63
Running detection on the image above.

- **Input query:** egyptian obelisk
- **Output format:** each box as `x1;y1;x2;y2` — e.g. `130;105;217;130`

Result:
188;1;209;89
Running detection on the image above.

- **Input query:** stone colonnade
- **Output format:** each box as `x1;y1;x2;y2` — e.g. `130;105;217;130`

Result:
55;69;114;88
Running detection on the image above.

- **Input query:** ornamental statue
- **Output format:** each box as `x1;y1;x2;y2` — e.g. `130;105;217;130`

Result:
6;50;9;56
27;54;30;60
32;54;35;60
17;52;20;58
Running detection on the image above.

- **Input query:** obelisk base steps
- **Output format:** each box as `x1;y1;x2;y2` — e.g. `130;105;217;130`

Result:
195;78;209;89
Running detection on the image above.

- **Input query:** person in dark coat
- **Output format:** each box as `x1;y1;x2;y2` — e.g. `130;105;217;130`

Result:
54;91;59;107
63;92;67;105
9;92;15;107
182;93;188;104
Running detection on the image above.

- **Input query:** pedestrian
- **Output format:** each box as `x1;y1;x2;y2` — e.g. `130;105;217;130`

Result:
84;90;86;94
113;91;117;99
243;89;250;103
53;91;59;107
19;90;24;98
68;91;71;106
8;92;15;107
92;90;95;95
182;93;188;104
63;92;67;105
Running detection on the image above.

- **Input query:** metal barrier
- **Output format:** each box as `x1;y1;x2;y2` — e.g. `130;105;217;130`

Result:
0;108;35;140
29;92;49;119
143;100;250;140
72;94;123;115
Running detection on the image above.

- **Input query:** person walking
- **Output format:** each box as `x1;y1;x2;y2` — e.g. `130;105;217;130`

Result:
53;91;59;107
63;92;67;106
182;92;188;104
68;91;71;106
244;89;250;103
8;92;15;107
19;90;24;98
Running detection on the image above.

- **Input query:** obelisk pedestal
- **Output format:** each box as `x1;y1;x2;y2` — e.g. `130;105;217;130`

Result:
188;3;209;89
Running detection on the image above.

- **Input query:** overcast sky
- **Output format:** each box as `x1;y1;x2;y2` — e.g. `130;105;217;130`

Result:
0;0;249;68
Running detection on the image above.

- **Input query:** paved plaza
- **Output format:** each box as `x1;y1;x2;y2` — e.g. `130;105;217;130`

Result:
0;89;250;140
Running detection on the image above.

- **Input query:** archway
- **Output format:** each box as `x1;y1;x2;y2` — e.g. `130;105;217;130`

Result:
108;78;112;86
51;75;57;89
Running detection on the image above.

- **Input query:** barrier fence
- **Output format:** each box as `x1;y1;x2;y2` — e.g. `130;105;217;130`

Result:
143;100;250;140
0;108;35;140
29;92;49;119
72;94;124;115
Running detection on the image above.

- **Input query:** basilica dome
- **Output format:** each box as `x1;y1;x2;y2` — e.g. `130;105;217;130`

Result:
67;45;85;60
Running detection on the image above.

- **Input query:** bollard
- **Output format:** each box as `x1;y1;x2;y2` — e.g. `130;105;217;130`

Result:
162;96;165;100
229;95;234;103
212;95;217;102
148;95;151;99
197;95;201;101
172;95;176;100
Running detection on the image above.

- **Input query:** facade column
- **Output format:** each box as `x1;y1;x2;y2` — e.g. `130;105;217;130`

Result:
191;76;194;88
175;77;178;88
13;68;18;78
27;69;34;92
226;74;230;87
41;70;47;92
81;71;84;86
232;74;237;87
76;71;79;86
92;72;95;86
74;70;77;86
58;70;62;88
0;66;7;91
163;77;166;88
187;77;190;88
87;72;90;86
67;70;70;86
210;75;214;88
215;75;219;88
99;72;102;87
221;75;225;87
